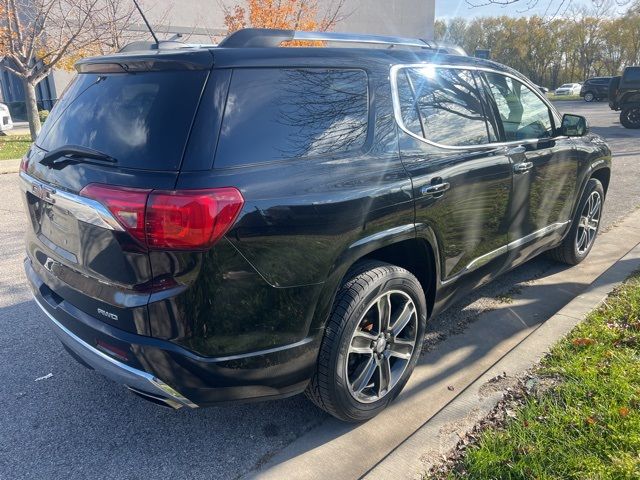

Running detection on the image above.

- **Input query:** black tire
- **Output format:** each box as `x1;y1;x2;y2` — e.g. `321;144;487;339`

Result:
620;104;640;129
305;261;427;422
548;178;604;265
583;92;595;102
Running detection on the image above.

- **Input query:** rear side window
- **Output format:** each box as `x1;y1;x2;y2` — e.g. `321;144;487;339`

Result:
624;67;640;83
395;66;496;147
215;68;369;167
37;70;208;170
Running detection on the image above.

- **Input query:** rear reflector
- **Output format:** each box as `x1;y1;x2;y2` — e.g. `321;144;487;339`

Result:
80;184;244;251
96;339;129;362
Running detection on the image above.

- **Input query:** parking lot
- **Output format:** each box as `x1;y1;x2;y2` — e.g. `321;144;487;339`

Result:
1;101;639;480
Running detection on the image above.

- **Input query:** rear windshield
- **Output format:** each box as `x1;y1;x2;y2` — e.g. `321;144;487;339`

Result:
36;70;208;170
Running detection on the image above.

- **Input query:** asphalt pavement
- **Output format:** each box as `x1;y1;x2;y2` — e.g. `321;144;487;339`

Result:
1;100;638;480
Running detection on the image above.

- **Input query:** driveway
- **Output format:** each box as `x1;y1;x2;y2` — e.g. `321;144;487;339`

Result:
1;101;638;480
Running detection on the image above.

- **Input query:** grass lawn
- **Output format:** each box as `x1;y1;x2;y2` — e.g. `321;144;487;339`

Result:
547;94;582;102
0;135;31;160
441;273;640;479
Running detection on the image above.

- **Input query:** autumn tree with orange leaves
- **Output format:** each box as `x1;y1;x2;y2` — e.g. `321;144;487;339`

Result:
223;0;346;37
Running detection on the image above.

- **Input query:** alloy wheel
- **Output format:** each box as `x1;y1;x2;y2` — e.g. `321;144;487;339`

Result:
576;191;601;255
346;290;418;404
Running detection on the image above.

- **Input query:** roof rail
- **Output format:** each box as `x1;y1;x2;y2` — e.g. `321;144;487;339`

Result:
217;28;466;54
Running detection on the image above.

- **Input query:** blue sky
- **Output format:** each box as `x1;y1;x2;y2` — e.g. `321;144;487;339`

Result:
435;0;615;19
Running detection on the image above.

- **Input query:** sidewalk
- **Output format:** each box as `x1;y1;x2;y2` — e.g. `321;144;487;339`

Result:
0;158;21;174
366;238;640;479
249;208;640;480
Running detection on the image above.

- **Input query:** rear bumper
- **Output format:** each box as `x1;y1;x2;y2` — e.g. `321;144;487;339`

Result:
34;294;198;409
26;258;318;408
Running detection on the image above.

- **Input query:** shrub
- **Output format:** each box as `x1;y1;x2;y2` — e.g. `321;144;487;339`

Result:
38;110;49;123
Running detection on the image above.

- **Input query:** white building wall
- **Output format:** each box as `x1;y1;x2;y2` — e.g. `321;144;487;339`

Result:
335;0;435;38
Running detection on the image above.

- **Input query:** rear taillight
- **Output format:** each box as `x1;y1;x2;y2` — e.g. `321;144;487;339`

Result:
81;184;149;243
80;184;244;251
19;156;29;172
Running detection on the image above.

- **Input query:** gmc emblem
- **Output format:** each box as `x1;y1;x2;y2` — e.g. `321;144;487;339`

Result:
32;182;55;204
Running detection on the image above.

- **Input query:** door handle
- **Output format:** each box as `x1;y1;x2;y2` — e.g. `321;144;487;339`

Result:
506;145;527;156
421;182;451;196
513;161;533;174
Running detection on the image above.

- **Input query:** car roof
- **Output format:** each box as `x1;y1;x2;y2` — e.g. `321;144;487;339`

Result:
78;43;513;72
76;35;528;86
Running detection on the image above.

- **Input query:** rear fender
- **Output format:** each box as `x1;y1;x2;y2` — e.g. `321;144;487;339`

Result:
307;224;421;333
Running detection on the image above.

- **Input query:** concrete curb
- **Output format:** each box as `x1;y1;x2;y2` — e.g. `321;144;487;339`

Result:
249;208;640;480
365;242;640;479
0;159;21;174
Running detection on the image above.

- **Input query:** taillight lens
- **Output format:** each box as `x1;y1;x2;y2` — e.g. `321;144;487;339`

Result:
20;156;29;172
146;189;244;250
80;184;244;251
81;184;149;243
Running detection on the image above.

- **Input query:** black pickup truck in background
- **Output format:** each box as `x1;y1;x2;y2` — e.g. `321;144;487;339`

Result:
609;66;640;129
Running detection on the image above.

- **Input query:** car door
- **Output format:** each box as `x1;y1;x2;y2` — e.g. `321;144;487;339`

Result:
479;71;577;262
393;65;513;285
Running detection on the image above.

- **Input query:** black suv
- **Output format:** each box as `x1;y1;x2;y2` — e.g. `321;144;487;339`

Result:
21;29;611;421
609;66;640;129
580;77;612;102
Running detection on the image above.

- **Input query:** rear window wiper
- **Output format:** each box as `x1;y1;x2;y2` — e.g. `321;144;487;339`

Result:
40;145;118;168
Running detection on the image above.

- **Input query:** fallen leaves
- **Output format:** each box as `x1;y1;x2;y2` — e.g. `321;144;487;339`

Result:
572;338;596;347
619;407;630;418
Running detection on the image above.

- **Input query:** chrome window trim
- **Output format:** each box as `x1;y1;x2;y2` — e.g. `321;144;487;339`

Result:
441;220;570;284
390;63;566;151
19;171;124;231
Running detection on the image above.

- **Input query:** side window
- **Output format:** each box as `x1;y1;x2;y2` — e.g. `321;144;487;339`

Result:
396;71;423;137
215;68;369;167
396;67;497;147
624;68;640;82
483;72;554;141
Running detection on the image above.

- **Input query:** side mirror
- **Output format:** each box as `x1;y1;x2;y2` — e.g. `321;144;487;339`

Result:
561;114;589;137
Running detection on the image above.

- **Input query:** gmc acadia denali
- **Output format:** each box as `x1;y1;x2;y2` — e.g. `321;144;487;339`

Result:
21;29;611;421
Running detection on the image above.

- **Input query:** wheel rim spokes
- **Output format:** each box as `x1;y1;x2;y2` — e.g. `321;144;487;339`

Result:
576;191;601;255
346;290;418;403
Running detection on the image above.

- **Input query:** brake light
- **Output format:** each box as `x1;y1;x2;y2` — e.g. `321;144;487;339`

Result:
20;156;29;172
80;184;244;251
81;184;149;243
146;189;244;249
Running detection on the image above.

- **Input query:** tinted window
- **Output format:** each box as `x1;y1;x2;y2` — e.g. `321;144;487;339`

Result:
37;71;208;170
484;72;553;141
215;68;368;167
396;72;423;137
396;67;495;147
624;67;640;82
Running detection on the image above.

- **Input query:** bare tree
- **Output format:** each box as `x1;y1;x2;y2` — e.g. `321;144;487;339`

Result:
465;0;633;14
0;0;136;139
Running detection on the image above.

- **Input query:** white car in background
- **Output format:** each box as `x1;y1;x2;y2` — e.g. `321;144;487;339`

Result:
555;83;582;96
0;103;13;132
